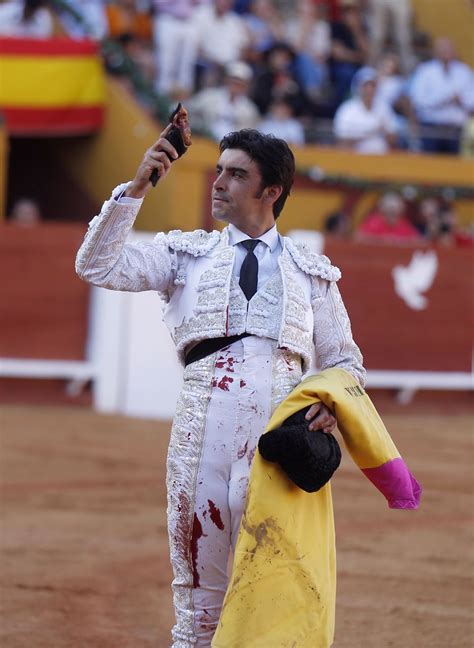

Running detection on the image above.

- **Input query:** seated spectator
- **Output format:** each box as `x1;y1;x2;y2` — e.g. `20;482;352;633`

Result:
8;198;42;226
0;0;53;38
324;209;352;238
56;0;109;40
414;196;440;237
252;41;312;117
333;66;398;153
357;192;421;242
244;0;285;61
375;52;418;149
460;111;474;158
194;0;250;71
106;0;155;82
284;0;331;99
152;0;202;96
329;0;369;109
409;37;474;155
416;197;473;247
258;96;305;145
187;61;259;140
369;0;414;75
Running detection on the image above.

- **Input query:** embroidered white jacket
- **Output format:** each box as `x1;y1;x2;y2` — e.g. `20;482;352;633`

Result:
76;185;365;385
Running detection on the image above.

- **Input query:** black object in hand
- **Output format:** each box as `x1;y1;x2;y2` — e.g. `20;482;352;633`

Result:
258;406;341;493
150;102;192;187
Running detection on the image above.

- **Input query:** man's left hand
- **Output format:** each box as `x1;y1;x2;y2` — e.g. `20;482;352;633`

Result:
305;403;336;434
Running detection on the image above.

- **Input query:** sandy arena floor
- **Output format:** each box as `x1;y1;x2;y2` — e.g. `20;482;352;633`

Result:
1;400;473;647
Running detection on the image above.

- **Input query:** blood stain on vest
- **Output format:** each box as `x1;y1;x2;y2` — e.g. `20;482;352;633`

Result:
247;446;256;467
217;375;234;391
191;513;206;588
240;379;246;388
237;440;248;460
208;499;225;530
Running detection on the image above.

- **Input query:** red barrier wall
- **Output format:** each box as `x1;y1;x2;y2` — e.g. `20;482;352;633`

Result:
0;224;89;360
326;240;473;372
0;226;472;374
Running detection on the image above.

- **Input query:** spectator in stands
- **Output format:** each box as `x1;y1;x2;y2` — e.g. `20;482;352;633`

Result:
375;52;418;150
56;0;109;40
368;0;414;74
8;198;42;226
152;1;202;97
258;96;305;145
194;0;250;73
416;197;473;247
324;209;352;238
357;192;421;242
409;37;474;155
187;61;259;140
0;0;54;38
251;41;312;117
244;0;285;61
329;0;369;108
106;0;155;82
460;110;474;158
333;66;398;153
284;0;331;99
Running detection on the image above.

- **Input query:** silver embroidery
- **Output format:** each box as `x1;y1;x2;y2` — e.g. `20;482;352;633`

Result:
312;279;366;386
167;353;217;647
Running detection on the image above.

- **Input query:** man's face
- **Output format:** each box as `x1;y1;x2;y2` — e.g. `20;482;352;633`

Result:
212;148;269;228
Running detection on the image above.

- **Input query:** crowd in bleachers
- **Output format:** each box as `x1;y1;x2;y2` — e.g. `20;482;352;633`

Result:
1;0;473;155
1;0;473;244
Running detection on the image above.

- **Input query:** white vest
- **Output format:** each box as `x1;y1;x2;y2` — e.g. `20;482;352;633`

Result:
157;228;341;372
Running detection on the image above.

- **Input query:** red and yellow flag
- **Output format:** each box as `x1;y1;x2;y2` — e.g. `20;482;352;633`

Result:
0;37;106;135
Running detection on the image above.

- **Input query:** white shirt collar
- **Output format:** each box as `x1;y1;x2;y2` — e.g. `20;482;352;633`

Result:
227;223;279;252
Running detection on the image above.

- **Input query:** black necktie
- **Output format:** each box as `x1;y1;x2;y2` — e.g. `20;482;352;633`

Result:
239;239;261;301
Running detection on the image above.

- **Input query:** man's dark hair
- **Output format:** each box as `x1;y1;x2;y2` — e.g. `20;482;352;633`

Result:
219;129;295;218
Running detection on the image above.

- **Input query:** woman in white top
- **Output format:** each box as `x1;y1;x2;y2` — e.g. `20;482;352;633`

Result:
333;66;398;154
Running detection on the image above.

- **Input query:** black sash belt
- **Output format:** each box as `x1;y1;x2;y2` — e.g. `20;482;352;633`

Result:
184;333;251;366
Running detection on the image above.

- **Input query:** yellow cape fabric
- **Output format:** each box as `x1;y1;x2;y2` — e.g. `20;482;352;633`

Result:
212;368;400;648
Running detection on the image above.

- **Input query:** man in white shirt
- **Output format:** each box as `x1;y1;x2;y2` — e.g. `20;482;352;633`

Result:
153;0;205;95
0;0;53;38
187;61;260;140
409;37;474;154
76;127;364;646
193;0;250;69
334;66;398;154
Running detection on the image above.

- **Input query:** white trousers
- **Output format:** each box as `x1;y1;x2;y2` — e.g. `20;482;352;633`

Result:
167;337;303;647
153;14;199;93
369;0;414;73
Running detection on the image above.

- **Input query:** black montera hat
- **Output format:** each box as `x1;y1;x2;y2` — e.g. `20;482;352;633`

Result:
258;406;341;493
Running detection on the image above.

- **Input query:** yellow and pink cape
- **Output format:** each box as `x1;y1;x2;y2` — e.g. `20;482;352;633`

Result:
212;368;421;648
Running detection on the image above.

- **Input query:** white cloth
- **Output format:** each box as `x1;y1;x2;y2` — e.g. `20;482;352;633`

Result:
369;0;413;73
0;0;53;38
227;223;282;290
258;116;306;146
187;87;260;141
285;18;331;60
190;337;294;646
334;96;398;154
193;5;249;66
409;59;474;127
153;12;200;93
56;0;108;40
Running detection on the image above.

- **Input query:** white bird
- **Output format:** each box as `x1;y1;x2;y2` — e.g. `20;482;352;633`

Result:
392;250;439;310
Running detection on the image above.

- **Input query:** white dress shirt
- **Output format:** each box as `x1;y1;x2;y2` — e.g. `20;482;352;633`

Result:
227;223;282;292
333;96;398;154
409;59;474;126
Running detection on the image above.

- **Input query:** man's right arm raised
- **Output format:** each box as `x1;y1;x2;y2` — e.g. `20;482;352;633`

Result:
76;125;179;294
